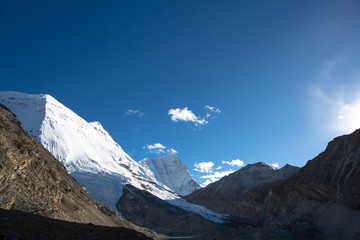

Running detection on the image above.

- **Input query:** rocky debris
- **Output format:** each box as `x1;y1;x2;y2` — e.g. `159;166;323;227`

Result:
0;208;152;240
0;104;156;238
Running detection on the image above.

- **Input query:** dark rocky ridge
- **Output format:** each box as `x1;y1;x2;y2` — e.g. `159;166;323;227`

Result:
0;104;155;238
186;129;360;238
185;162;300;216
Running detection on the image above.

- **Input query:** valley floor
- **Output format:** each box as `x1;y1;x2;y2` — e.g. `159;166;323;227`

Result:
0;208;152;240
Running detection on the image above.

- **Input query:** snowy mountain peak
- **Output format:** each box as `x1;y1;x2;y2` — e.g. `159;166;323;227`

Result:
0;91;225;222
140;153;201;196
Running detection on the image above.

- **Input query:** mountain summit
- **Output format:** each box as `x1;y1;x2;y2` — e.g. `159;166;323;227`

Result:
140;154;201;196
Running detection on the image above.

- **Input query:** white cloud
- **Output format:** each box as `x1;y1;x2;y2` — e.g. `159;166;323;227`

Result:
200;179;213;187
143;143;166;154
215;166;222;170
143;143;178;155
204;105;221;113
222;159;245;167
168;148;178;154
168;107;207;126
193;162;214;173
309;61;360;136
200;170;235;185
270;162;279;169
125;109;145;118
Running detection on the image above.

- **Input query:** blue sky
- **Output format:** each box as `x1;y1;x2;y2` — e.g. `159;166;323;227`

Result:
1;0;360;185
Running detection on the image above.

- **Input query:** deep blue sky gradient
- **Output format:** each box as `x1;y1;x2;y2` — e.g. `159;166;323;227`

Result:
1;0;360;184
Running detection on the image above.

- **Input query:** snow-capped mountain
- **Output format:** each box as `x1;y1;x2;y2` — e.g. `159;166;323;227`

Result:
0;91;225;222
140;154;201;196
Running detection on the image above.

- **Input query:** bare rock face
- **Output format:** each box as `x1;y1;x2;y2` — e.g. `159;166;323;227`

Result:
0;104;155;238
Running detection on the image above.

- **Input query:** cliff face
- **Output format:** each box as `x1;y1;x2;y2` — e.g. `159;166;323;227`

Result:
0;104;138;230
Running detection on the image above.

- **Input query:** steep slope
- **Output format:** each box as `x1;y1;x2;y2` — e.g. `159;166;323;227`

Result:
140;154;201;196
0;103;136;229
0;91;223;222
185;162;300;215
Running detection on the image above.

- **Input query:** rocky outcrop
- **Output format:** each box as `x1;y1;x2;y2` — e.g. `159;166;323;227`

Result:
0;104;155;238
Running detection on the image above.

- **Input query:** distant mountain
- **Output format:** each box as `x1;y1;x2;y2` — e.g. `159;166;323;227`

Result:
140;154;201;196
185;162;300;215
0;91;222;222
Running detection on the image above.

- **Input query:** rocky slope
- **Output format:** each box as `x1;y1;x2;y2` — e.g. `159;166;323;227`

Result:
263;129;360;238
140;154;201;196
185;162;300;215
0;103;155;238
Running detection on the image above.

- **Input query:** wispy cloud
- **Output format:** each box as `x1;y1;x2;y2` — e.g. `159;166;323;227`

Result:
204;105;221;113
200;170;235;186
309;61;360;136
125;109;145;118
193;161;214;173
222;159;245;167
143;143;177;155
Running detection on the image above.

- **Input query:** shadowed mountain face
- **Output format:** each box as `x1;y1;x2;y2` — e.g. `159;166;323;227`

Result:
263;129;360;238
0;104;155;238
185;162;300;216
